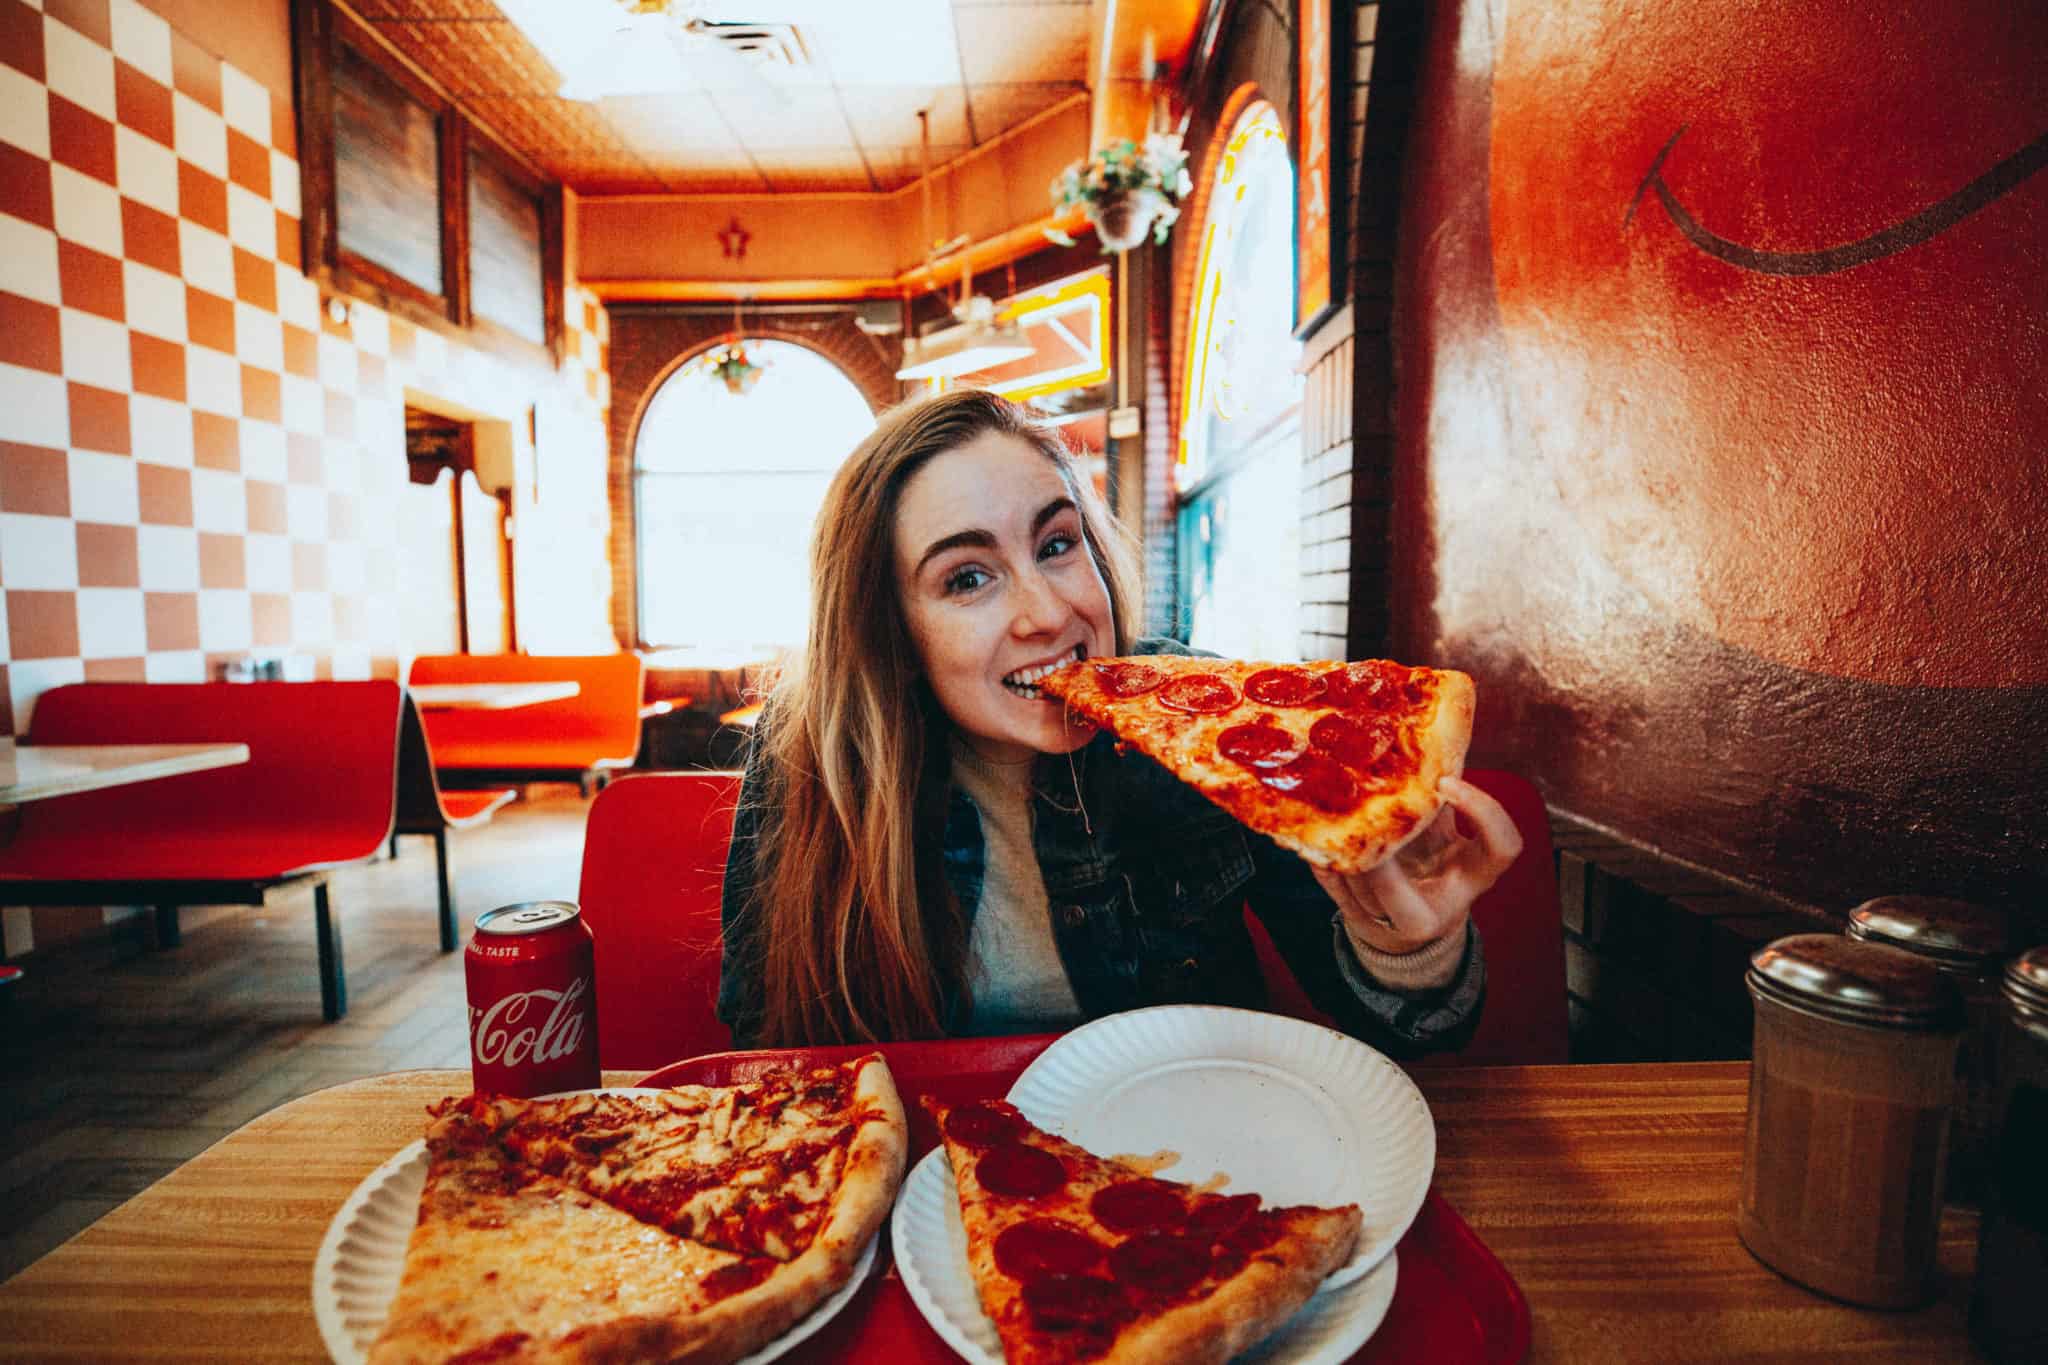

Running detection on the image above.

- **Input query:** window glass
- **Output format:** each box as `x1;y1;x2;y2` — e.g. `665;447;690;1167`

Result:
1176;102;1305;658
467;149;545;343
634;340;875;649
333;43;442;295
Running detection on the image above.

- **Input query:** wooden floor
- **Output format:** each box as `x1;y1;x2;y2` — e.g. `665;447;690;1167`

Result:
0;787;594;1284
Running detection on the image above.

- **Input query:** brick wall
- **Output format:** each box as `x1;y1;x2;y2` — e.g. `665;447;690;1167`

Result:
0;0;615;737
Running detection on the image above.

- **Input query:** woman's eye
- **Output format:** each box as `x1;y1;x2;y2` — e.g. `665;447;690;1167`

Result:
1038;533;1077;561
944;566;991;595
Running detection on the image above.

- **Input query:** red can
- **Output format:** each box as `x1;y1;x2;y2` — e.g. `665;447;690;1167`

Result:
465;900;601;1097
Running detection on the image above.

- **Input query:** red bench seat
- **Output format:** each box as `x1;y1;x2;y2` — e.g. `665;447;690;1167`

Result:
408;654;646;794
0;681;402;1020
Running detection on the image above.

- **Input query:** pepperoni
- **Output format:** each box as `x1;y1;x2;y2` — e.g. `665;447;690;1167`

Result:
1216;719;1301;771
1218;1211;1284;1257
1094;662;1165;698
1021;1273;1127;1330
1107;1232;1211;1297
1258;752;1364;813
1156;674;1240;714
976;1143;1068;1198
1307;712;1395;771
1244;667;1328;707
1183;1193;1259;1242
944;1101;1024;1148
1091;1179;1188;1233
994;1219;1105;1279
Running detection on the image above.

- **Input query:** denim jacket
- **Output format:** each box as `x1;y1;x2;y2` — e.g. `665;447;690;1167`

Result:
716;641;1485;1057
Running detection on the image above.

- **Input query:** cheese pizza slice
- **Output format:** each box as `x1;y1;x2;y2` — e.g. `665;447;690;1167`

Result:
1040;656;1474;873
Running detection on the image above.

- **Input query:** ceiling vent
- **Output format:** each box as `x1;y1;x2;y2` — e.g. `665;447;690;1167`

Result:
688;20;811;70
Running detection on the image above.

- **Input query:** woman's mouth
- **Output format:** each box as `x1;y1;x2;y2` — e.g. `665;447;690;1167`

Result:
1002;643;1086;700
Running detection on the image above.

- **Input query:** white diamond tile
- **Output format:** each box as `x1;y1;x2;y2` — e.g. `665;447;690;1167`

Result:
233;300;283;370
226;182;273;256
244;531;290;591
0;217;62;307
0;512;80;588
114;124;180;216
219;62;270;144
109;0;174;86
172;90;228;179
189;467;246;533
59;307;133;393
143;650;207;681
0;362;69;447
136;523;201;591
183;343;241;417
50;162;124;257
197;588;252;650
239;418;286;482
68;450;141;525
175;218;235;298
129;392;195;466
76;587;148;658
44;14;116;119
0;64;50;159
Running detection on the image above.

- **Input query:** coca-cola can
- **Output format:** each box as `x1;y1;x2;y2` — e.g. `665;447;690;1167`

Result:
465;900;600;1097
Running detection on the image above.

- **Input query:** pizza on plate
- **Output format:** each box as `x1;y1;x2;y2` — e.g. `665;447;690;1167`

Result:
367;1054;907;1365
927;1095;1361;1365
1039;656;1474;873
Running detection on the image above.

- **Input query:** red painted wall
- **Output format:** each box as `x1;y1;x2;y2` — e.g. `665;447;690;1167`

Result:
1395;0;2047;918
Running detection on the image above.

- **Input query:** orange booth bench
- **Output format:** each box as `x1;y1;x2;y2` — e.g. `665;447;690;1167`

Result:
0;681;403;1020
407;654;646;796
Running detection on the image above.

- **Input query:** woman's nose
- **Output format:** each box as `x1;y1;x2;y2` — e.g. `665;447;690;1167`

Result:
1012;567;1068;635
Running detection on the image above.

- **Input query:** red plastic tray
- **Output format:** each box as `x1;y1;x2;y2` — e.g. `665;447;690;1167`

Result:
642;1038;1530;1364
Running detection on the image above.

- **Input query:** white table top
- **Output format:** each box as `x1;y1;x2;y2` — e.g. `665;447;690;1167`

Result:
409;682;581;710
0;740;252;804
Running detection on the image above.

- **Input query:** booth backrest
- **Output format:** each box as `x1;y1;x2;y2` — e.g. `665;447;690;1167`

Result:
1247;767;1570;1066
576;771;743;1069
22;681;401;858
408;654;645;771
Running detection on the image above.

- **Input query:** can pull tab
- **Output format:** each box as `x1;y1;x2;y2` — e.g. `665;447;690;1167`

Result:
510;908;557;926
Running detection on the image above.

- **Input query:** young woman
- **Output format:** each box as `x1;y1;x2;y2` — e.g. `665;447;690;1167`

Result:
717;388;1522;1052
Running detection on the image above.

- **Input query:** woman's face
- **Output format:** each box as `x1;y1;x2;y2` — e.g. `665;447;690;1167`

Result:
893;430;1114;763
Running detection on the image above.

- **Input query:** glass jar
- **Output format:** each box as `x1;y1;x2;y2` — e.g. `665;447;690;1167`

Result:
1846;894;2013;1206
1970;946;2048;1361
1738;933;1965;1308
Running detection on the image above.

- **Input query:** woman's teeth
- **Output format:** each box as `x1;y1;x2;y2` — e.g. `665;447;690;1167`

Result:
1003;645;1083;698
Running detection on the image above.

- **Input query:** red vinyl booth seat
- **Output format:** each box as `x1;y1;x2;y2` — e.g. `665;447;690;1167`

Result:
577;771;743;1070
0;681;403;1020
408;654;646;787
578;768;1566;1071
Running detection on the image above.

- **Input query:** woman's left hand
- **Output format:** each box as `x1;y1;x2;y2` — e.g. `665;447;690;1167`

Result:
1312;775;1524;955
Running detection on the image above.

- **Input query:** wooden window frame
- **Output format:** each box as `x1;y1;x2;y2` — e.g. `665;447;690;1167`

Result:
291;0;563;365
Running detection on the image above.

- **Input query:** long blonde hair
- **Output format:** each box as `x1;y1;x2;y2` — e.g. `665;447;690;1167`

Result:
744;388;1141;1045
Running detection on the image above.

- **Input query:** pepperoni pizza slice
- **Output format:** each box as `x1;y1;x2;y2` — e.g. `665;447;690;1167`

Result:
927;1096;1361;1365
1040;656;1475;873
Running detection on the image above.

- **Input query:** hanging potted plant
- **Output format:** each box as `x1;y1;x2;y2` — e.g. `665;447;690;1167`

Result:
705;342;765;395
1046;133;1194;253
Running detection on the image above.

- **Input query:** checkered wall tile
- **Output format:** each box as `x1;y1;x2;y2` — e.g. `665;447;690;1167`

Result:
0;0;616;735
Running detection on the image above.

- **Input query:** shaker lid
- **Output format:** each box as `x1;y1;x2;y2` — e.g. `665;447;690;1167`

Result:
1845;894;2011;967
1749;934;1966;1030
2007;946;2048;1011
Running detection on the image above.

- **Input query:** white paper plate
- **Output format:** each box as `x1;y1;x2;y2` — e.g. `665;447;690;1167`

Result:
1007;1005;1435;1289
892;1148;1398;1365
310;1089;878;1365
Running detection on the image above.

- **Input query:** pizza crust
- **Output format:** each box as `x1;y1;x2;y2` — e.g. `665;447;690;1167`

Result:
1042;657;1475;873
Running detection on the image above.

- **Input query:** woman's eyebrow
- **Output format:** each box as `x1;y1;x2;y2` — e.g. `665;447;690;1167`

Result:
912;498;1076;577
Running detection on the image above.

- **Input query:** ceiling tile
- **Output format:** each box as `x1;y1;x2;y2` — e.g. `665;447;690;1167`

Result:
951;3;1089;86
706;87;853;152
965;82;1086;143
839;86;969;157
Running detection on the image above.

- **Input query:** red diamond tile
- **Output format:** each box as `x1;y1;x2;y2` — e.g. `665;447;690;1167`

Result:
0;141;55;229
250;590;289;645
145;589;200;650
129;329;185;401
191;409;238;470
186;285;235;352
241;364;280;422
58;239;125;321
83;656;147;681
232;245;275;310
178;159;228;235
136;460;192;525
76;520;139;587
0;291;62;374
287;432;322;483
115;56;175;147
68;382;130;455
45;0;110;47
227;127;270;198
197;530;243;587
276;209;301;269
291;539;325;590
121;195;182;274
245;478;286;534
282;322;317;378
0;0;45;82
6;589;81;659
0;440;70;516
48;92;116;186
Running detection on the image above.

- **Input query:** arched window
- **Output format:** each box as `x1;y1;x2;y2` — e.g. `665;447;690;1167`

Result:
1176;102;1305;658
633;339;875;649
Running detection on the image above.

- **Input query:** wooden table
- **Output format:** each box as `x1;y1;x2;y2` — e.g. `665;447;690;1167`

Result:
0;1063;1982;1361
0;738;251;804
407;682;580;710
